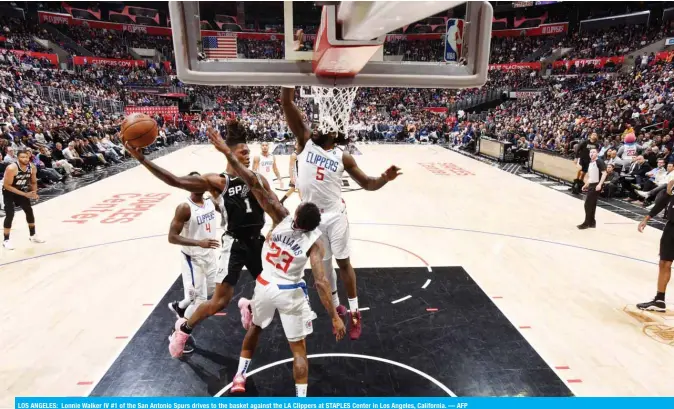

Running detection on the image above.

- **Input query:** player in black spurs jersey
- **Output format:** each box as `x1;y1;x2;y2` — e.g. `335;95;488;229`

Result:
636;178;674;313
2;149;45;250
125;121;270;358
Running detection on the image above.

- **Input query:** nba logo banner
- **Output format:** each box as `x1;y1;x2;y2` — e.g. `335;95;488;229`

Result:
445;19;464;62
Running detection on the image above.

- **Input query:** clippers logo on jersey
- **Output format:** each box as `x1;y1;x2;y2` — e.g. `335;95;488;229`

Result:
196;211;216;225
305;151;339;173
445;19;464;62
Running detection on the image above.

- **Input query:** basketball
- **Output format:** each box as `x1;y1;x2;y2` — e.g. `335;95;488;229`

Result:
121;113;158;148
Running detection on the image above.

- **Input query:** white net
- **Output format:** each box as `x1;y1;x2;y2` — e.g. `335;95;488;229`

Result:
310;86;359;135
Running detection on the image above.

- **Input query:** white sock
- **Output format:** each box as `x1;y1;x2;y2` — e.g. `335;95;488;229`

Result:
237;357;252;376
348;297;358;312
332;291;341;308
178;299;191;309
295;383;307;397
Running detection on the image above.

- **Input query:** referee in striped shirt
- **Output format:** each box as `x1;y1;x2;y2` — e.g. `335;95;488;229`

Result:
578;149;607;230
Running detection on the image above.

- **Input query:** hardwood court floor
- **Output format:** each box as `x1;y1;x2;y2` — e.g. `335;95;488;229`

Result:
1;144;673;404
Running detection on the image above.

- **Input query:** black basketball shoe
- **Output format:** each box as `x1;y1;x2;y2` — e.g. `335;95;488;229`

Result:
168;301;186;319
637;299;666;312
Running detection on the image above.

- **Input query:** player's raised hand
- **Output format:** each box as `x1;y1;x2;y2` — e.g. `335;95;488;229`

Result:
207;126;229;154
382;165;402;182
332;316;346;341
293;29;304;51
124;142;145;161
198;238;221;249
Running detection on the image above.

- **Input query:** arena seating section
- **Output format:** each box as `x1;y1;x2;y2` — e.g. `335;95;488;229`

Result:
1;1;674;200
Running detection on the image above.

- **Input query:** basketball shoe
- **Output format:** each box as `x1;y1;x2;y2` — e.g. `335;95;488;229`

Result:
348;310;362;340
336;305;347;317
168;318;190;358
231;374;246;394
3;240;13;250
238;298;252;330
29;235;45;243
168;301;186;319
637;299;666;312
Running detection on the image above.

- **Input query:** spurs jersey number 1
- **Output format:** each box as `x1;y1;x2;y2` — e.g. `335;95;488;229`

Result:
297;139;345;212
182;198;217;258
262;215;322;283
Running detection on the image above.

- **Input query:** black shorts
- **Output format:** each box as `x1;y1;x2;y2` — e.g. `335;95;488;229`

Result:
579;158;590;173
2;190;31;211
215;232;265;286
660;221;674;262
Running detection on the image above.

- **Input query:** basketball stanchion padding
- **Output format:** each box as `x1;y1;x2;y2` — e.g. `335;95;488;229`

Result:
313;6;384;78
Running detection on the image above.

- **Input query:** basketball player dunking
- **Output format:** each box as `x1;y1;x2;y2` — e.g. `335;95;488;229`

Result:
166;171;220;354
125;122;270;358
280;139;301;205
253;142;283;190
2;149;45;249
208;127;346;397
281;86;402;339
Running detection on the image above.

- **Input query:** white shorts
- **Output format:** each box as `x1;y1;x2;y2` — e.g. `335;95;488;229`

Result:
181;250;217;303
251;276;317;342
318;209;351;260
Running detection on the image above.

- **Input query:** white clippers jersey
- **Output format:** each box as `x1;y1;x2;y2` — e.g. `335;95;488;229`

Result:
296;139;345;213
181;198;217;258
258;153;275;184
262;215;322;283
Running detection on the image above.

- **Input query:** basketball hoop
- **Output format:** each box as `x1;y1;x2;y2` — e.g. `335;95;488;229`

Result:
310;86;359;134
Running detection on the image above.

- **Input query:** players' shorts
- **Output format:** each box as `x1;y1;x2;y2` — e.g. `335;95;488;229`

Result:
181;251;217;302
318;209;351;260
660;221;674;262
251;275;317;342
215;233;265;286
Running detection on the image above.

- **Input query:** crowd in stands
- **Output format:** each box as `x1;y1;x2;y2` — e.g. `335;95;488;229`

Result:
489;36;549;64
553;24;669;61
1;5;673;211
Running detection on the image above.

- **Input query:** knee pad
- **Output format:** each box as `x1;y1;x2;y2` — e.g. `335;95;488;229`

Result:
3;206;15;228
24;207;35;224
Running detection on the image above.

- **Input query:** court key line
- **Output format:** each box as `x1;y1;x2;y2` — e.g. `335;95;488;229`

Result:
0;221;659;268
213;353;456;397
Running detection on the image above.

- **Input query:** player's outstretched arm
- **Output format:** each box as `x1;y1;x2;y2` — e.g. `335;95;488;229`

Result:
280;87;311;151
168;204;220;249
207;127;289;224
125;143;220;194
308;240;346;341
343;151;402;191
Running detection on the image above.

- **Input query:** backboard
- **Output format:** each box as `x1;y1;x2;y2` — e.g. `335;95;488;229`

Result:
168;1;493;88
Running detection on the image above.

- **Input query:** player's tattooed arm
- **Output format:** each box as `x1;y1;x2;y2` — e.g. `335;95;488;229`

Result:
280;87;311;151
309;239;346;341
207;127;289;224
342;151;402;191
124;142;221;194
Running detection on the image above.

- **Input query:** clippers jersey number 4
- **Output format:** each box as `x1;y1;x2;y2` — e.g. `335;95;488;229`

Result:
265;242;295;273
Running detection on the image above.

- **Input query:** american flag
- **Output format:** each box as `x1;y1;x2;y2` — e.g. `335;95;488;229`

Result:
202;36;237;59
